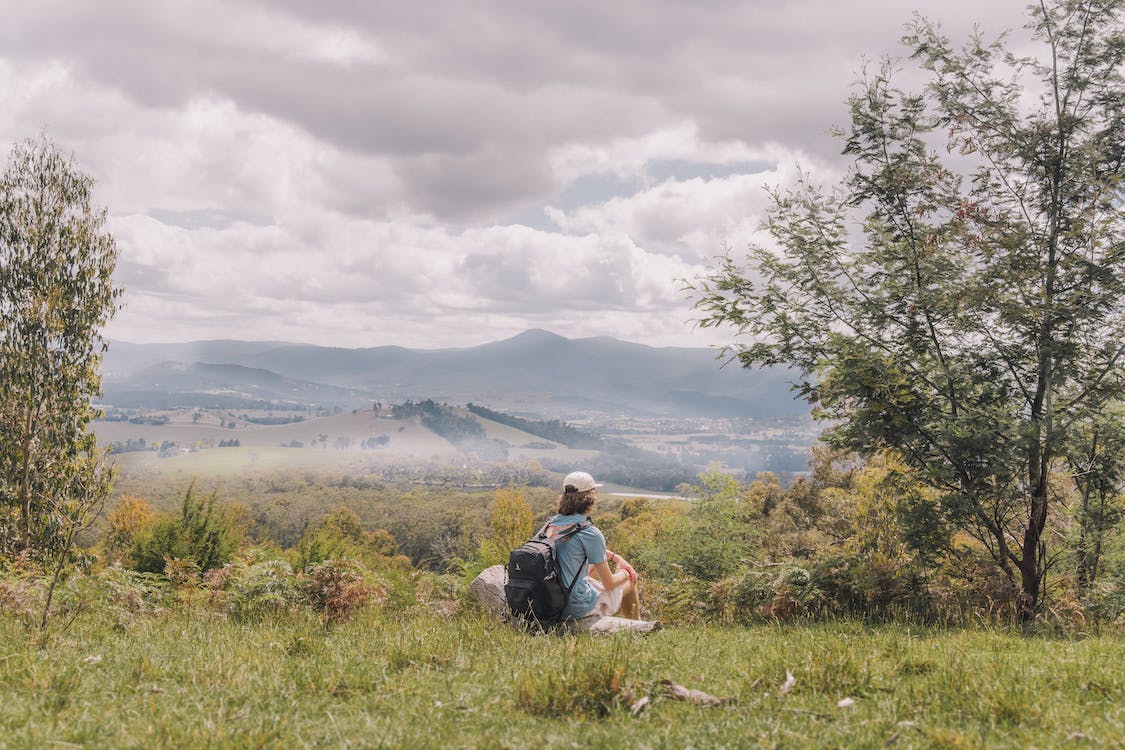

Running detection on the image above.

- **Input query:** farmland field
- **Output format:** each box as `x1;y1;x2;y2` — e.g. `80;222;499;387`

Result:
94;407;597;478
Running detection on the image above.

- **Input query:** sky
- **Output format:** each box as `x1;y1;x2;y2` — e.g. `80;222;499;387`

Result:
1;0;1033;350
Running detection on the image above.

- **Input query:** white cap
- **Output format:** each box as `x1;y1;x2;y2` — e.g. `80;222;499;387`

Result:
563;471;602;492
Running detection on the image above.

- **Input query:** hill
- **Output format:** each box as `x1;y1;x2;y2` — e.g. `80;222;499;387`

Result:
101;361;370;409
101;329;806;419
4;601;1122;748
94;403;600;484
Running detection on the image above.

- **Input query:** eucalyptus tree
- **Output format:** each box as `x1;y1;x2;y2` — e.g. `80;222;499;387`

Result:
0;137;121;596
693;0;1124;620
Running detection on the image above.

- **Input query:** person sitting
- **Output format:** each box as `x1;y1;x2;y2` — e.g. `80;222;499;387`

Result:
547;470;640;621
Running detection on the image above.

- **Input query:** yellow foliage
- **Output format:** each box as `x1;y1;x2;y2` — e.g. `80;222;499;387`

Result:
847;451;940;563
103;494;154;563
490;487;533;553
608;499;688;561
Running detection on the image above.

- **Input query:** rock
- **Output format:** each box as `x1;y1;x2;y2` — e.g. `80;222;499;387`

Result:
468;564;509;618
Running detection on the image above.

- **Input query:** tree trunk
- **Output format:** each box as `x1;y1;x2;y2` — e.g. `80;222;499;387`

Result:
1018;486;1049;622
1017;552;1041;622
1076;481;1091;592
19;435;30;551
40;514;80;630
1021;378;1051;622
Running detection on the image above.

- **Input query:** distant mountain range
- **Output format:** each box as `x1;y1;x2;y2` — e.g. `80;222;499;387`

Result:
100;329;808;419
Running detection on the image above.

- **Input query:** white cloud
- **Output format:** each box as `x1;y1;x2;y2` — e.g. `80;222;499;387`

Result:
103;205;713;349
6;0;1038;349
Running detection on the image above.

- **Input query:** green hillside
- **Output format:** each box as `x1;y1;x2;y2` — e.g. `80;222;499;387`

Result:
3;601;1122;748
96;406;597;479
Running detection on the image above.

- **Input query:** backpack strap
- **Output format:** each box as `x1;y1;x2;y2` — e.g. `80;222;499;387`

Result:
539;518;592;540
556;518;593;609
563;550;588;601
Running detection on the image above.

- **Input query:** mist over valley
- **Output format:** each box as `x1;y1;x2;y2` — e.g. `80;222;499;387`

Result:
95;330;818;492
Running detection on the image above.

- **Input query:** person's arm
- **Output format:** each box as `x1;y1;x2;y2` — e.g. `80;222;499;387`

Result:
606;550;637;583
591;560;630;591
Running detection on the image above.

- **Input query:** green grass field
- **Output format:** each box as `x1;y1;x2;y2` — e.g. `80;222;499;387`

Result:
96;408;597;481
3;605;1122;749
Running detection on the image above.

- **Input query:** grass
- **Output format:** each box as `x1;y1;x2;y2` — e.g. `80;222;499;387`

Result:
1;606;1122;749
94;409;598;479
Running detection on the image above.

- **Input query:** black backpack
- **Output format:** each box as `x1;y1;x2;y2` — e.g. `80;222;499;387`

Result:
504;518;592;629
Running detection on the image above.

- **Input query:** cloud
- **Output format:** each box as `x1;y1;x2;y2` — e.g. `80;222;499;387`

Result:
103;204;711;349
3;0;1037;348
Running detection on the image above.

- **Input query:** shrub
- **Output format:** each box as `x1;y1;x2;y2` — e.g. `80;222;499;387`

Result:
163;557;202;588
412;572;464;619
304;558;381;624
618;467;761;583
489;487;533;553
643;575;712;625
848;552;930;617
130;518;180;574
728;569;774;622
131;485;242;575
51;566;167;629
0;578;42;622
296;507;404;571
899;551;1017;625
1080;578;1125;623
468;539;508;574
101;495;154;565
808;555;864;616
709;564;825;624
226;559;303;623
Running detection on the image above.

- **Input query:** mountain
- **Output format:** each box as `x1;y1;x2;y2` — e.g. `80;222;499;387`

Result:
102;361;371;409
101;329;808;418
100;340;292;377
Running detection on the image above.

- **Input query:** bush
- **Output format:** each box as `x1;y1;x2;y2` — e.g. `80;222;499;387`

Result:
131;485;242;575
0;578;42;623
225;559;303;623
163;557;202;588
56;566;167;629
643;576;712;625
727;569;774;622
808;555;864;616
412;572;465;619
615;467;761;583
296;507;404;572
847;553;930;617
489;487;533;554
304;558;381;624
101;495;154;565
708;564;826;624
1081;578;1125;622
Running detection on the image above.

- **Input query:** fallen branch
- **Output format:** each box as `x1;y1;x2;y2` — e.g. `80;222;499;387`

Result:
658;679;729;706
629;695;650;716
782;708;831;719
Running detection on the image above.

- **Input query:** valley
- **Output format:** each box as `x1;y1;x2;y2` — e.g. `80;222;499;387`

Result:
93;402;819;493
93;330;820;493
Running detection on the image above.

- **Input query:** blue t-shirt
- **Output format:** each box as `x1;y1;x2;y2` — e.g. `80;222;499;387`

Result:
548;513;606;619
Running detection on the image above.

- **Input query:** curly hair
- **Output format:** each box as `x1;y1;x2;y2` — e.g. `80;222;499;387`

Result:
558;488;596;516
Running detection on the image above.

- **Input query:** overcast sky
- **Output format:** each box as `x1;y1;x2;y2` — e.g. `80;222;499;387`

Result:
1;0;1033;350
